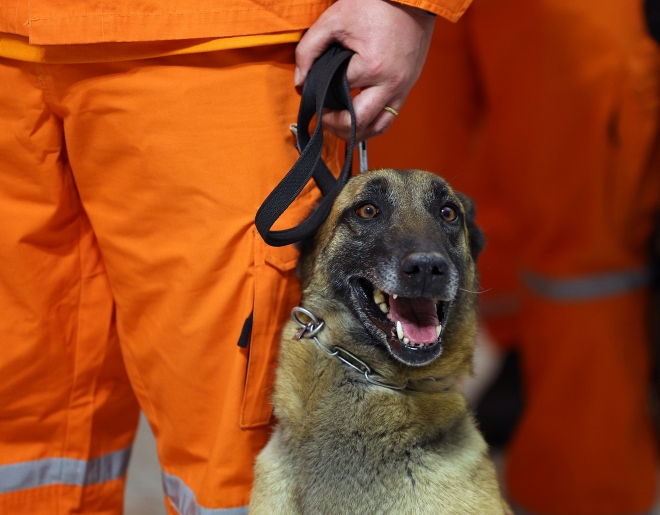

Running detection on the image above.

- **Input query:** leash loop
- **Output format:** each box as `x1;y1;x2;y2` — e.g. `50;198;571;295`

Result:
256;44;357;247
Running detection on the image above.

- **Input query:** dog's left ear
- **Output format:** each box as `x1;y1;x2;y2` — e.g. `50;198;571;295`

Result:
455;191;485;261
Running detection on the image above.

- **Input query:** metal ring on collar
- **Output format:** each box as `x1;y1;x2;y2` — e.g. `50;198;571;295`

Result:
292;306;325;337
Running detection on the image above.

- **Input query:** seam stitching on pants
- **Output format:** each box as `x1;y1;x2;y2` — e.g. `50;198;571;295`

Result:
27;2;330;22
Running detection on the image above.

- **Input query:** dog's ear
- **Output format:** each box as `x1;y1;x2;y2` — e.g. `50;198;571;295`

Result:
455;191;485;261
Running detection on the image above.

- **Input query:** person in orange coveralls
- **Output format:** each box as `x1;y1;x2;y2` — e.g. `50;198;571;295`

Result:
368;1;660;514
0;0;468;513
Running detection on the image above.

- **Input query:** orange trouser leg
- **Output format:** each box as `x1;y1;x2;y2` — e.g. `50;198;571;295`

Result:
510;289;657;514
0;58;140;513
0;45;338;514
370;1;660;513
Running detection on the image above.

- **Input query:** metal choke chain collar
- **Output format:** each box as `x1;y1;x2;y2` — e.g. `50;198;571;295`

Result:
291;306;408;391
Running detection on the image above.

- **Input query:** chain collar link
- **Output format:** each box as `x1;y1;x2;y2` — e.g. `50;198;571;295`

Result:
291;306;408;391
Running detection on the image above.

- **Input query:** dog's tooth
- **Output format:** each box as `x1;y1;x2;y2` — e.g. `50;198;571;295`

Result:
379;302;389;313
373;289;385;305
403;337;410;344
396;321;404;340
436;324;442;338
386;313;391;320
393;294;398;300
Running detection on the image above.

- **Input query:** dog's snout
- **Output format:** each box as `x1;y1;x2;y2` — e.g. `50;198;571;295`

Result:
401;252;447;277
399;252;450;295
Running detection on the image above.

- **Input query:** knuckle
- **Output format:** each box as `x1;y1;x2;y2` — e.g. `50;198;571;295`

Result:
388;70;407;88
295;44;307;63
373;119;393;137
354;117;370;133
364;59;385;79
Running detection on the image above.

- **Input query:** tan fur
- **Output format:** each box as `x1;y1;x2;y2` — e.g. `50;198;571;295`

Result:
250;169;511;515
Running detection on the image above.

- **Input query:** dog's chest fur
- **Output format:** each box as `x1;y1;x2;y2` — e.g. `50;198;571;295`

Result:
250;323;507;515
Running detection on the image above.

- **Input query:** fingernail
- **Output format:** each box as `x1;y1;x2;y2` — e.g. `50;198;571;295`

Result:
294;67;301;87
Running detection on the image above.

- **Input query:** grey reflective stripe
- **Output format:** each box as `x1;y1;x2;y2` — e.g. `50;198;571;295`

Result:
512;505;654;515
0;446;132;494
522;267;651;301
479;293;521;318
163;472;248;515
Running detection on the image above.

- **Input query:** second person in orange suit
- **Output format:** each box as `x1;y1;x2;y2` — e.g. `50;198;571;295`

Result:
369;1;660;514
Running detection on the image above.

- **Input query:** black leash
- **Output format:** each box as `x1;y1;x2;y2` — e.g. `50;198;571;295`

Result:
255;44;356;247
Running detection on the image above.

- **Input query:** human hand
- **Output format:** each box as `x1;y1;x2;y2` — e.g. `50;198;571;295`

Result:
295;0;436;141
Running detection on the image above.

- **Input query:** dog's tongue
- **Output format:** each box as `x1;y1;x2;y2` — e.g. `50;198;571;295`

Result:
389;295;439;344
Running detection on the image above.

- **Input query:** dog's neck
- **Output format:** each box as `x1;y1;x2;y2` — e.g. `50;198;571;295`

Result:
274;317;472;445
297;335;461;394
289;302;472;394
297;264;478;380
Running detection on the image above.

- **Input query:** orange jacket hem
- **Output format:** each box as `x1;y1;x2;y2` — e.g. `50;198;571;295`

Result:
0;31;305;63
0;0;471;45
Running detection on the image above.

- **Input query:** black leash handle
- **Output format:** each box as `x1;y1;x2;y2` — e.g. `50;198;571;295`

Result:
255;44;356;247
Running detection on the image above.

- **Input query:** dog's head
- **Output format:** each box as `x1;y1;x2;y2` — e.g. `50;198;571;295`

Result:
298;169;484;371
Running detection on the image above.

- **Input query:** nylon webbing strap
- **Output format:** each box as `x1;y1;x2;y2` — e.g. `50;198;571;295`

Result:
255;44;356;247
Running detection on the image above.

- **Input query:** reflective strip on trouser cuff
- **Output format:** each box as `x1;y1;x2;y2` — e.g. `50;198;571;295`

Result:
163;472;248;515
513;505;654;515
0;446;132;494
522;267;651;301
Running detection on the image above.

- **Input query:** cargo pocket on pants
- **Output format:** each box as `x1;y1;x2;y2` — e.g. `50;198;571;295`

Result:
240;228;302;428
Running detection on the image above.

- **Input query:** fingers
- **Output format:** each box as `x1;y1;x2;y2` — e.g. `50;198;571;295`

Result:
321;108;397;142
321;86;404;141
294;12;336;86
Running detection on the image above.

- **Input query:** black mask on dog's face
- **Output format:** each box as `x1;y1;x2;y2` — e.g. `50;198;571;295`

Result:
299;169;484;367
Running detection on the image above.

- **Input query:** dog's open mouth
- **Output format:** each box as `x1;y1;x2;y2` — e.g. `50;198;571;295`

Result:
351;279;450;366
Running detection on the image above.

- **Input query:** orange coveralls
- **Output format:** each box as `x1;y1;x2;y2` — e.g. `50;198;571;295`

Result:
369;1;660;514
0;1;469;514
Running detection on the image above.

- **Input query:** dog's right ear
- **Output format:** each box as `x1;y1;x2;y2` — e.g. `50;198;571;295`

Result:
455;191;485;261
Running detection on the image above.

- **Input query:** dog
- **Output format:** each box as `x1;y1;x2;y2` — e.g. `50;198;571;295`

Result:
250;168;512;515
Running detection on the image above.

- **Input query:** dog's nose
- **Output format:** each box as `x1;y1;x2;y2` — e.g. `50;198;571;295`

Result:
400;252;448;292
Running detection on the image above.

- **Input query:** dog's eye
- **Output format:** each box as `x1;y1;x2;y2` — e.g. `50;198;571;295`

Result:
440;205;458;222
355;203;379;219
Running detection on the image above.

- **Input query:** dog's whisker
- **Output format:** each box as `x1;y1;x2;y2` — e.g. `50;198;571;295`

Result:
459;287;491;294
447;168;468;182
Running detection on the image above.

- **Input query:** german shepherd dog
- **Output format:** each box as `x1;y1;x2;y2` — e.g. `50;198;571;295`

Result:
250;169;511;514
